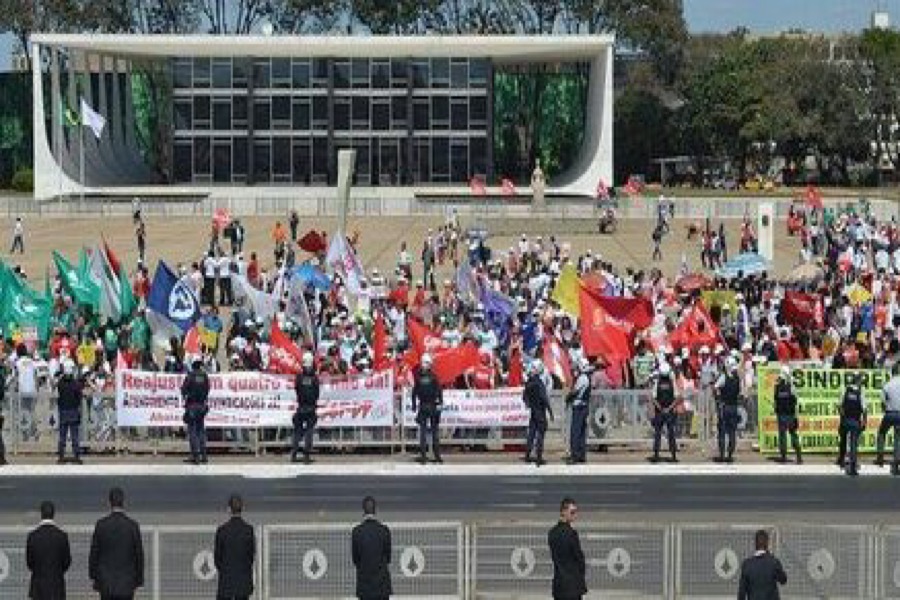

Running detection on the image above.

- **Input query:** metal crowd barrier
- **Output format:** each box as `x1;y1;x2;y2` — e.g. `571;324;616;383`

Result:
0;521;893;598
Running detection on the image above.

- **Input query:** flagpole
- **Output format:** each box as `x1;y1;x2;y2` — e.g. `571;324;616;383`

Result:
79;123;85;210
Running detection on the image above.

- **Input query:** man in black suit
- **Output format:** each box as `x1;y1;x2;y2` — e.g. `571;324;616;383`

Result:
89;487;144;600
214;494;256;600
738;529;787;600
26;501;71;600
351;496;392;600
548;497;587;600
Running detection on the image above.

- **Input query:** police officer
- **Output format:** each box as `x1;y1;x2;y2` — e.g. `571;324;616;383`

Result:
714;357;742;463
650;362;678;463
876;363;900;475
0;353;9;466
292;352;320;464
56;359;84;464
774;366;802;464
565;357;592;465
840;373;867;477
411;353;443;464
181;359;211;464
523;361;554;466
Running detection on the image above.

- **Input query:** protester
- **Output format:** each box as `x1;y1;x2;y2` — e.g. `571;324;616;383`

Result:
27;500;71;600
11;216;24;254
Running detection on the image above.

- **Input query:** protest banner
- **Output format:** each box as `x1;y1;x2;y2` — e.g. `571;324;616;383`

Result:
402;387;528;428
116;369;394;428
757;366;892;453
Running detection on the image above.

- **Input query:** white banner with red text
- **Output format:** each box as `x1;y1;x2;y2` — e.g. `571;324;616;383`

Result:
115;369;394;428
401;387;528;428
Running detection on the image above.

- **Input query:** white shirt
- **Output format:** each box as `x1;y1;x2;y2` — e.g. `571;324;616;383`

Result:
217;256;232;278
16;356;37;395
13;221;23;236
203;256;217;278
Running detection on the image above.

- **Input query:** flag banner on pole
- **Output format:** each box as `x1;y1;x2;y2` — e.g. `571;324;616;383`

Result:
80;98;106;140
325;230;365;295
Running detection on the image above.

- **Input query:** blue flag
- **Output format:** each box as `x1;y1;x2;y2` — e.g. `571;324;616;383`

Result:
147;260;200;333
291;264;332;291
522;319;539;354
481;288;516;346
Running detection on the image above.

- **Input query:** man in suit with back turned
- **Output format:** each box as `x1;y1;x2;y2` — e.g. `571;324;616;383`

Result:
26;500;71;600
738;529;787;600
214;494;256;600
89;487;144;600
351;495;392;600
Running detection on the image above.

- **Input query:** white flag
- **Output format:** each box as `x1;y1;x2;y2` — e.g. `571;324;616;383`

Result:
80;98;106;140
325;230;365;295
88;245;122;321
231;273;277;321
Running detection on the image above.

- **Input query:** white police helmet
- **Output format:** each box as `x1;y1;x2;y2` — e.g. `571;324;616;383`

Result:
658;363;672;377
62;359;76;376
421;353;433;367
780;365;791;379
302;352;314;368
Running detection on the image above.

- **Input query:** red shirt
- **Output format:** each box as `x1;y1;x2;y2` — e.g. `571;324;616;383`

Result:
472;365;494;389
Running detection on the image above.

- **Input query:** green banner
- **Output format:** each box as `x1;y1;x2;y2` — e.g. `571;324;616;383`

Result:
757;366;893;454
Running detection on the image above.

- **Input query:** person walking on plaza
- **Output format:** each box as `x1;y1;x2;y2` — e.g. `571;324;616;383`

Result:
411;353;443;464
876;363;900;475
523;361;553;466
714;357;742;463
214;494;256;600
650;362;678;463
56;359;84;464
737;529;787;600
135;218;146;264
10;216;24;254
839;374;866;477
181;359;211;464
289;210;299;241
565;358;592;465
26;500;71;600
89;487;144;600
774;366;802;464
291;352;320;463
548;497;587;600
352;496;392;600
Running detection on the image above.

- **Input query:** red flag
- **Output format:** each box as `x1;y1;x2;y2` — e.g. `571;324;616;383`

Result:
269;320;304;375
782;291;823;329
373;312;389;370
432;342;481;386
508;346;523;387
183;326;200;355
542;333;573;388
115;350;129;371
469;176;486;196
389;283;410;307
596;178;610;200
407;318;447;357
805;185;823;210
103;241;121;275
668;302;721;350
501;177;516;197
579;288;633;361
298;230;327;254
212;208;232;231
587;293;654;332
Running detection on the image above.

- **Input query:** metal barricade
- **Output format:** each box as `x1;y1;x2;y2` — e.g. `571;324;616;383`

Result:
472;522;668;599
264;522;464;600
877;526;900;599
778;524;873;599
675;523;771;598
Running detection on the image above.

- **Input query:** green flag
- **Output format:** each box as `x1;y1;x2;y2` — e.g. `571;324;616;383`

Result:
53;250;100;310
0;261;51;342
119;266;136;317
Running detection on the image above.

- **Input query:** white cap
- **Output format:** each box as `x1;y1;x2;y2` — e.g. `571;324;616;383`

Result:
302;352;314;368
421;353;433;367
699;346;710;355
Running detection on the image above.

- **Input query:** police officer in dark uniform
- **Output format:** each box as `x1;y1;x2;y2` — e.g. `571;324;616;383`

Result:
292;352;320;464
774;366;802;464
565;357;592;465
839;373;866;477
0;355;7;466
650;362;678;463
57;359;84;464
523;361;554;466
714;357;742;463
411;353;443;464
181;359;211;464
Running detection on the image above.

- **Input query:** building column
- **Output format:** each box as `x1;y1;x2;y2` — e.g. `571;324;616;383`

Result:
486;60;495;184
246;58;255;185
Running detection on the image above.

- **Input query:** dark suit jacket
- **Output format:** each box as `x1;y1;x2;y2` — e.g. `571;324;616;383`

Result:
88;511;144;597
548;521;587;599
738;552;787;600
351;517;392;599
214;516;256;598
26;522;71;600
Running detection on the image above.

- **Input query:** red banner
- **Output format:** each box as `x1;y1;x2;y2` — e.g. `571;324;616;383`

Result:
579;288;633;361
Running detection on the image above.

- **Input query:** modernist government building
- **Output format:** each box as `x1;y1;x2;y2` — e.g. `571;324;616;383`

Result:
30;35;613;201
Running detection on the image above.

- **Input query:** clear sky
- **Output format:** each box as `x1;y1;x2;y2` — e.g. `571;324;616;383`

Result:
1;1;897;70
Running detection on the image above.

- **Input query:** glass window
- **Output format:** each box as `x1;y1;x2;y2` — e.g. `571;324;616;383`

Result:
373;100;389;131
451;59;468;89
312;138;328;177
272;96;291;123
470;136;487;176
253;59;270;89
253;99;270;130
352;96;369;128
213;141;231;182
174;141;191;182
391;59;408;89
352;59;369;87
451;140;468;181
353;139;370;177
312;59;329;88
194;96;210;130
193;58;211;86
413;99;429;130
292;60;310;88
212;59;231;88
431;136;449;177
432;96;449;129
293;140;311;183
174;100;192;130
312;96;328;126
213;100;231;130
412;60;428;88
334;99;349;130
451;99;467;130
469;96;486;126
292;100;310;130
392;96;407;126
232;59;248;88
414;139;429;183
333;60;350;89
273;137;291;176
430;58;449;87
194;136;211;174
469;58;488;86
253;138;271;182
173;60;191;89
272;58;291;88
233;96;248;125
233;137;248;175
372;60;390;89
